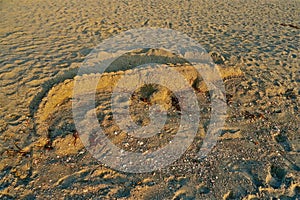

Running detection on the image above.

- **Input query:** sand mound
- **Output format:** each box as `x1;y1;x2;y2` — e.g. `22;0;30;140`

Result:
33;60;243;156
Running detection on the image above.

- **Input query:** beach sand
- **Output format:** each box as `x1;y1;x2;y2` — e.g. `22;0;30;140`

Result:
0;0;299;199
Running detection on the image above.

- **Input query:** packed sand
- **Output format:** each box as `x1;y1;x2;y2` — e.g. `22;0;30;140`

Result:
0;0;299;199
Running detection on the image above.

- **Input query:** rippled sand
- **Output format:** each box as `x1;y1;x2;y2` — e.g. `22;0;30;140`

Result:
0;0;299;199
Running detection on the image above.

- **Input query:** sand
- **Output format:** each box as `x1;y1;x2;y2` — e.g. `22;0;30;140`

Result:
0;0;299;199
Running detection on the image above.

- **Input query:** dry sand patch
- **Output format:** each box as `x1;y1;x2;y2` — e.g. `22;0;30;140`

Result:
0;0;299;199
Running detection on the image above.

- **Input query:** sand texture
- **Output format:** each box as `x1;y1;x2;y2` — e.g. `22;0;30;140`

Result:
1;0;299;199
